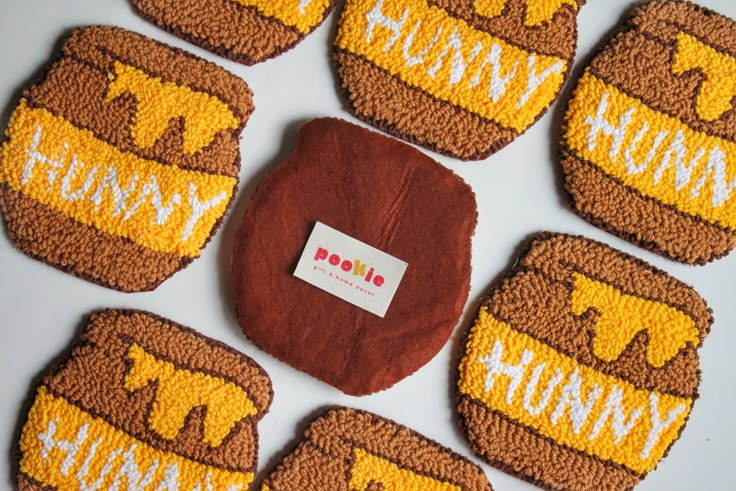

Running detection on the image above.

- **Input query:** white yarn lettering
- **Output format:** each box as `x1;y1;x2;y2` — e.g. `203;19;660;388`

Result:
298;0;314;15
470;43;519;102
690;146;736;207
77;438;120;491
124;175;181;224
479;340;533;404
641;393;686;459
60;155;99;202
38;419;89;476
108;444;159;491
623;123;668;175
522;364;564;416
589;386;643;443
427;28;483;87
91;167;140;217
550;368;602;435
182;183;227;242
365;0;409;52
653;130;705;190
585;92;635;159
22;125;64;187
402;21;442;67
517;56;564;109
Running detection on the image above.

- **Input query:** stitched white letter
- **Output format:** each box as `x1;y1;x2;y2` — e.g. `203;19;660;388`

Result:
124;175;182;224
298;0;314;15
402;21;442;67
60;155;98;202
550;368;602;434
76;438;120;491
641;393;686;459
690;145;736;207
624;123;668;175
479;340;533;404
38;419;89;476
652;130;705;190
21;125;65;187
428;28;483;87
522;364;564;416
182;183;227;242
91;167;140;217
365;0;409;52
469;43;519;102
517;56;564;109
589;385;643;444
154;463;181;491
585;92;635;160
108;444;159;491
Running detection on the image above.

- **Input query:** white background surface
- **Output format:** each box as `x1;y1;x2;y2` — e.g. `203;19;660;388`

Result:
1;1;735;490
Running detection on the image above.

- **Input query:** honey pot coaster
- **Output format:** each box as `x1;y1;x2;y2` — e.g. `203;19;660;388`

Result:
0;26;253;291
561;0;736;264
130;0;339;65
16;309;273;491
232;118;477;396
457;232;712;490
261;407;493;491
334;0;586;160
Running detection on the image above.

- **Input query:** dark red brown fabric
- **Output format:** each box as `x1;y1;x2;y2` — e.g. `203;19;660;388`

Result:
232;118;477;396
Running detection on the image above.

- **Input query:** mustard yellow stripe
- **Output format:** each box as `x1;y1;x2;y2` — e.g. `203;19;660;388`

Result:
349;448;461;490
565;72;736;229
232;0;332;33
0;101;236;257
458;308;691;474
20;387;253;491
336;0;567;132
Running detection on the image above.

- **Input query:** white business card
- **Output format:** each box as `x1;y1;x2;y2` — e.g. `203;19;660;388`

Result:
293;222;409;318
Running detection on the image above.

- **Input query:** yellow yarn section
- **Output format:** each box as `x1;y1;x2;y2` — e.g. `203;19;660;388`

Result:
571;273;699;368
124;344;257;447
473;0;577;26
349;448;460;490
565;72;736;229
336;0;567;132
19;387;254;490
231;0;332;33
672;33;736;122
106;61;238;156
458;308;691;474
0;101;236;257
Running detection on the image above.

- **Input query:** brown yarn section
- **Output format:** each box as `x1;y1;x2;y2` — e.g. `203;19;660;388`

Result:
458;397;640;491
560;0;736;264
17;474;53;491
130;0;337;65
562;150;736;265
429;0;583;60
232;118;477;396
39;310;273;472
334;50;519;161
0;26;253;292
0;186;186;293
334;0;581;160
262;407;493;491
457;232;711;490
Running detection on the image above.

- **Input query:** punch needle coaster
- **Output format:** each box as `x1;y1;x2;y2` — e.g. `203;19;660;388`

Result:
562;0;736;264
261;407;494;491
334;0;586;160
0;26;253;292
232;118;477;396
457;233;712;490
130;0;339;65
16;310;273;491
